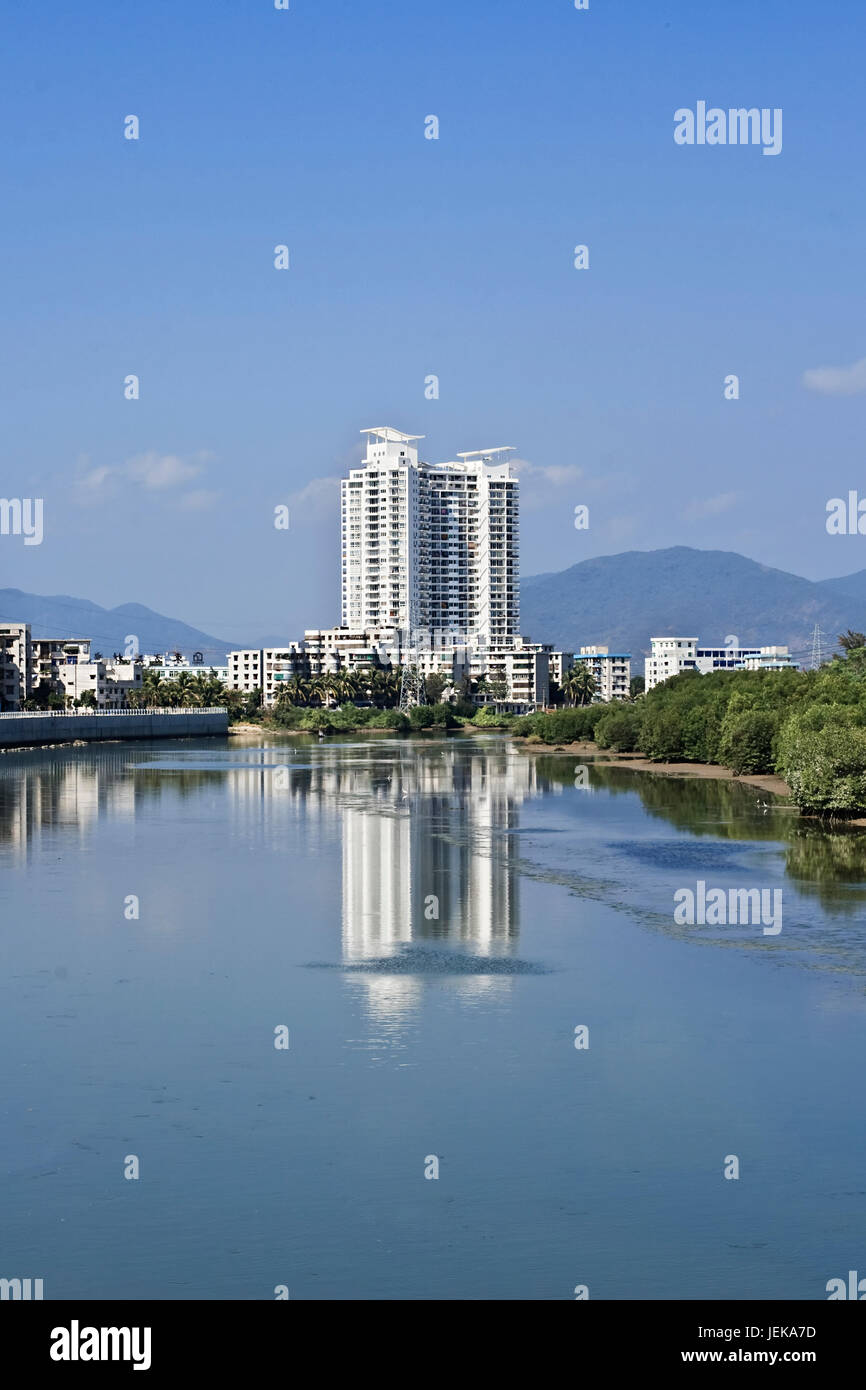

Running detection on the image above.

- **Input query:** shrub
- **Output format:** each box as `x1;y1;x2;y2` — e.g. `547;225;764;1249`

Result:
472;705;512;727
776;717;866;814
717;707;778;774
594;704;642;752
367;708;410;731
409;705;435;729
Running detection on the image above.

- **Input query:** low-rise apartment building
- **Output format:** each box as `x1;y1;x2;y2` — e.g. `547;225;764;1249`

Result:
572;646;631;702
29;638;92;698
227;646;309;705
645;637;797;691
488;645;551;711
0;622;30;711
58;659;143;708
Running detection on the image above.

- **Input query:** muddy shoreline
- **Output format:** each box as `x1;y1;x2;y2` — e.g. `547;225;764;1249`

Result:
514;739;793;797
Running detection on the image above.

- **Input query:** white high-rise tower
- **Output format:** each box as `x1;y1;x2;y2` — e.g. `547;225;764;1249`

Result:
340;427;519;649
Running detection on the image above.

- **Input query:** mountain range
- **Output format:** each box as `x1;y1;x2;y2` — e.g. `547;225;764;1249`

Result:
520;547;866;660
0;589;233;661
4;546;866;664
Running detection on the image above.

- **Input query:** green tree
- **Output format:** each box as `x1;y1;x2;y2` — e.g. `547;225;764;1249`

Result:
717;706;778;774
424;672;448;705
594;705;642;752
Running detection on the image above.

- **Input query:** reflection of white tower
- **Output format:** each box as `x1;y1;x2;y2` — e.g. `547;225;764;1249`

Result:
342;807;412;959
339;746;538;1017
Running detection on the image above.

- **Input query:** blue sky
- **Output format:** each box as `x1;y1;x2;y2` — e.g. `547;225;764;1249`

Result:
2;0;866;644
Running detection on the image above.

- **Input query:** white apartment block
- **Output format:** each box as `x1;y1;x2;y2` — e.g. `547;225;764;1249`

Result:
58;659;143;708
645;637;796;691
341;427;520;649
0;622;30;710
227;649;264;696
485;643;551;711
573;646;631;701
29;638;92;695
227;646;308;705
303;628;383;677
645;637;699;689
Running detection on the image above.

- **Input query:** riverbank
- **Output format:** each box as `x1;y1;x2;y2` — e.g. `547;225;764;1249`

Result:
513;738;793;798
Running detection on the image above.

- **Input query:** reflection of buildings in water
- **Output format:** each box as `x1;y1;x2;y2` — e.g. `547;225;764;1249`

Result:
340;746;538;1017
0;751;136;863
341;748;535;959
226;741;539;1015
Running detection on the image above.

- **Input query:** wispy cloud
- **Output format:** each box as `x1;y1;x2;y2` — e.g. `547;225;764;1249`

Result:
126;452;206;490
75;451;217;507
681;491;740;522
510;456;583;513
802;357;866;396
511;458;583;486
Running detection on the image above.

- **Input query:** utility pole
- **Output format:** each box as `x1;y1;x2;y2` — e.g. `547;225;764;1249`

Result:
810;623;827;670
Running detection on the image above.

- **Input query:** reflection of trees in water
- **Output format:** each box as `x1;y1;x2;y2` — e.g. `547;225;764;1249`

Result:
533;756;781;837
530;753;866;910
784;827;866;915
5;742;865;920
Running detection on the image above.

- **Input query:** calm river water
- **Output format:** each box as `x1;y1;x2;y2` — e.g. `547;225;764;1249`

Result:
1;733;864;1300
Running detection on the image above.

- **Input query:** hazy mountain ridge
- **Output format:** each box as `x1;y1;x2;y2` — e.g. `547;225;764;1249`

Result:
520;547;866;659
0;589;233;660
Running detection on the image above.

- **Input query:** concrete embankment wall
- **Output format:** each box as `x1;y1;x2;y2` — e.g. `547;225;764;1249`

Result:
0;711;228;749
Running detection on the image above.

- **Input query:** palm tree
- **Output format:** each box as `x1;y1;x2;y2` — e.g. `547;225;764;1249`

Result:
559;667;579;706
322;672;345;708
571;664;597;706
172;671;195;707
838;629;866;653
277;675;309;708
141;669;165;708
344;671;362;703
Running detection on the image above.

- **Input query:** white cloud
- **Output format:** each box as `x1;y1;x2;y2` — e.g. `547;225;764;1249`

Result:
75;451;213;505
78;465;114;491
681;491;740;522
509;457;584;513
802;357;866;396
510;457;583;486
125;452;205;490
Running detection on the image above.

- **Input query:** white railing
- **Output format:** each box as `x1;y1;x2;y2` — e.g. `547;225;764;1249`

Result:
0;707;228;719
